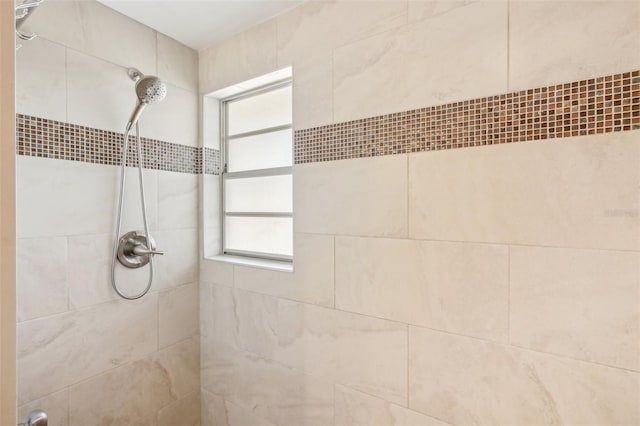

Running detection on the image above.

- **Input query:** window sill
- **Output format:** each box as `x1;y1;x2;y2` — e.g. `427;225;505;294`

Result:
206;254;293;273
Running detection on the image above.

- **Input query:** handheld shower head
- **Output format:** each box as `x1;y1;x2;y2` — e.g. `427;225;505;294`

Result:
126;72;167;131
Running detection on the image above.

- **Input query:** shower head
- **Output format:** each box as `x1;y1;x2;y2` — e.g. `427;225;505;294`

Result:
126;69;167;131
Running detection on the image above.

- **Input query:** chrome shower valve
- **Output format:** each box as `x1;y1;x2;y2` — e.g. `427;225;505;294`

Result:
117;230;163;269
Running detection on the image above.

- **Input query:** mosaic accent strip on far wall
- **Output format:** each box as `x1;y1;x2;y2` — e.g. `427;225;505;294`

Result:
294;70;640;164
16;114;221;175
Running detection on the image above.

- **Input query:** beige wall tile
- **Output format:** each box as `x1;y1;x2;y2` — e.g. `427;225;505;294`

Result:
201;341;333;426
333;1;507;122
154;229;198;290
199;21;278;94
234;233;334;307
157;33;198;93
201;390;276;426
18;294;158;404
68;337;198;426
159;283;199;348
144;83;199;147
200;258;234;287
18;389;68;426
17;237;68;322
335;385;451;426
158;171;198;230
407;1;477;23
509;1;640;91
409;327;640;425
336;237;508;342
25;0;157;72
294;155;408;237
275;299;408;405
16;37;66;122
510;246;640;371
276;1;406;65
409;132;640;250
292;53;333;130
157;391;201;426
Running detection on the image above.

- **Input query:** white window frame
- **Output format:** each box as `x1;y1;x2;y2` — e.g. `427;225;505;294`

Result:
220;78;293;262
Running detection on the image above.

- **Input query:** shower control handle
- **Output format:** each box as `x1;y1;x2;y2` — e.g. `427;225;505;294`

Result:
19;409;48;426
132;245;164;256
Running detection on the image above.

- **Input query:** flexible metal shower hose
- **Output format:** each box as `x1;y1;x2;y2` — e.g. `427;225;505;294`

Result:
110;122;154;300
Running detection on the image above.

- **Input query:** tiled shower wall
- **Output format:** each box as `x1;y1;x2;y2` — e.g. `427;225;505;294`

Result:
16;1;200;424
199;1;640;425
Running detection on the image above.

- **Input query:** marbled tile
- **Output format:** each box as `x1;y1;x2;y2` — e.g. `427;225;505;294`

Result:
294;155;407;237
159;283;199;348
66;48;133;134
407;0;477;23
276;0;406;65
157;33;198;93
335;385;451;426
157;391;201;426
154;229;198;290
234;233;334;307
200;257;234;287
509;0;640;91
409;132;640;251
510;246;640;371
291;53;333;130
144;83;199;147
275;299;408;405
16;36;66;122
17;237;68;322
199;21;277;93
68;337;199;426
333;1;507;122
18;294;158;404
201;390;275;426
18;389;69;426
336;237;508;342
409;327;640;425
26;0;156;72
158;170;198;230
206;284;279;358
17;157;158;238
201;341;334;426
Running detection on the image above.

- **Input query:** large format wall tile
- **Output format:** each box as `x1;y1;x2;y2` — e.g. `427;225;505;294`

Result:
144;83;199;147
409;327;640;426
510;246;640;371
17;157;158;238
68;337;198;426
294;155;408;237
16;37;66;122
275;299;408;405
26;0;157;72
407;0;477;23
333;1;507;122
159;283;199;348
509;0;640;91
17;237;68;322
409;132;640;250
276;1;406;65
199;21;277;93
18;294;158;405
18;389;69;426
201;390;276;426
335;385;451;426
158;171;198;230
157;391;201;426
157;33;198;93
201;342;334;426
234;233;334;307
336;237;508;342
154;229;198;290
291;53;333;130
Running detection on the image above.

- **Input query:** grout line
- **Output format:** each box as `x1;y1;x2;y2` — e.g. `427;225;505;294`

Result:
406;324;410;408
507;245;511;344
333;235;337;308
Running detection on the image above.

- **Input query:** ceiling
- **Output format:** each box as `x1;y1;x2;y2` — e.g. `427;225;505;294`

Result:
96;0;303;51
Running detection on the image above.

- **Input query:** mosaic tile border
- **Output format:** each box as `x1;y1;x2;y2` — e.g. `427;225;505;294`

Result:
16;114;221;175
294;70;640;164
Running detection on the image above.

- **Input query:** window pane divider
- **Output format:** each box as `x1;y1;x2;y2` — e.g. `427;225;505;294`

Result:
224;166;292;180
225;212;292;218
228;124;292;140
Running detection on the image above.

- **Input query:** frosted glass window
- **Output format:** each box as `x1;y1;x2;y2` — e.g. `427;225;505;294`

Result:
225;175;292;213
228;85;292;135
225;217;293;257
228;129;292;172
222;78;293;261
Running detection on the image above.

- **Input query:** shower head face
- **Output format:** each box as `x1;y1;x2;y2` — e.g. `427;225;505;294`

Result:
135;75;167;104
